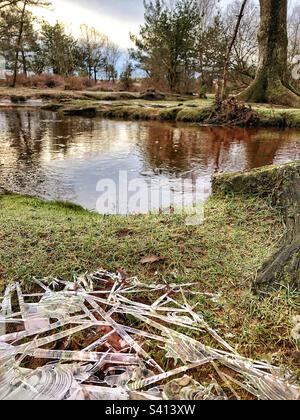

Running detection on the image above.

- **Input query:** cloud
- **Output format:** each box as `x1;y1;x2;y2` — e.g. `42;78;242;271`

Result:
33;0;145;48
37;0;296;49
70;0;145;24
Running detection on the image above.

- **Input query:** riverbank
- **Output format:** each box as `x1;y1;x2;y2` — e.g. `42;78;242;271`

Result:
1;87;300;127
0;185;299;376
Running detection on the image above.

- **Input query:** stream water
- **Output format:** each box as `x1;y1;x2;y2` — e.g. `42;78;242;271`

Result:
1;108;300;213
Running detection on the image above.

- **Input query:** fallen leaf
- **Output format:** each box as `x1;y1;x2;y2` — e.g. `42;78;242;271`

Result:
117;268;130;281
115;229;134;238
140;255;166;265
192;247;206;255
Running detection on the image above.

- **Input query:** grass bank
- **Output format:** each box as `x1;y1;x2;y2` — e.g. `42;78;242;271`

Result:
1;87;300;127
0;87;191;104
60;100;300;128
0;190;299;375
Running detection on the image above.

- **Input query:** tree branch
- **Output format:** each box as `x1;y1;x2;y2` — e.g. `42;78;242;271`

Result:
221;0;248;100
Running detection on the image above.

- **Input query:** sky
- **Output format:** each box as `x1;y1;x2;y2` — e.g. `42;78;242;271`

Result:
32;0;238;49
32;0;296;49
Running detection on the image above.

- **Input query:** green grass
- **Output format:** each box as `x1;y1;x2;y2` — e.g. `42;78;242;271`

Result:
255;107;300;128
0;86;210;105
60;98;214;121
60;99;300;128
0;191;299;374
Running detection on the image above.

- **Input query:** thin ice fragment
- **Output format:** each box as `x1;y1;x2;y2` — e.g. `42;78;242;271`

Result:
0;270;298;401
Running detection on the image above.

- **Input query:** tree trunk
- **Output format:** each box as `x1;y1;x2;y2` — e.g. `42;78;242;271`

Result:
12;0;28;88
212;161;300;291
21;49;27;76
238;0;300;107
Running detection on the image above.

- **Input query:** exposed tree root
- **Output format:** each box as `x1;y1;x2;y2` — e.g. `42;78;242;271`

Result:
256;237;300;291
238;77;300;108
212;161;300;291
285;82;300;98
267;83;300;108
199;97;259;126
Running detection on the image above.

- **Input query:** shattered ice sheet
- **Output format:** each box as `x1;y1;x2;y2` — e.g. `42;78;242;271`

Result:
0;270;299;401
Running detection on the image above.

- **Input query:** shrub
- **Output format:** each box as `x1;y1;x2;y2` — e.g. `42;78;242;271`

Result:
81;77;96;89
5;74;32;87
140;77;169;93
119;63;134;91
88;81;118;92
31;74;65;89
5;74;66;89
65;77;97;91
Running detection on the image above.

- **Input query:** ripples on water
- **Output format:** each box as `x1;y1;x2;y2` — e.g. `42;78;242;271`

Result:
0;109;300;213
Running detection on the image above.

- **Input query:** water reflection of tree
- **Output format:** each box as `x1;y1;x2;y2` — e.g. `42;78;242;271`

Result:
1;110;99;160
4;110;45;161
49;116;95;157
205;126;285;170
136;122;293;176
0;110;47;193
0;110;82;197
135;122;211;175
1;111;300;208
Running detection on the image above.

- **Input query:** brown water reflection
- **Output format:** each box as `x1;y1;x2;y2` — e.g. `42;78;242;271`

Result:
0;109;300;213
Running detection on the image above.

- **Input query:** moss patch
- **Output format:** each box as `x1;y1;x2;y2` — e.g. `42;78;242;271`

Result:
212;160;300;199
255;107;300;128
59;101;300;128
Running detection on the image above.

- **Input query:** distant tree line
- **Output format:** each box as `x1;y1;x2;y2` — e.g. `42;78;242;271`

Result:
0;0;121;84
0;0;299;94
130;0;300;94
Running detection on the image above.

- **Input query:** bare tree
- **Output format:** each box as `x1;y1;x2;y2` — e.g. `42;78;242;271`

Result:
224;0;259;89
221;0;248;100
103;40;120;82
79;25;107;81
288;3;300;71
11;0;50;87
196;0;219;30
0;0;19;9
